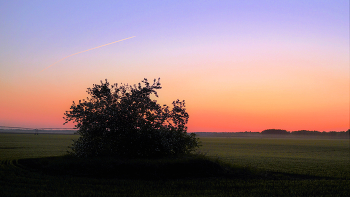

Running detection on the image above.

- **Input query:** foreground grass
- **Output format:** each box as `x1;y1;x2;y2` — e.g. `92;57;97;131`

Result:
199;137;350;179
2;154;349;197
0;134;349;196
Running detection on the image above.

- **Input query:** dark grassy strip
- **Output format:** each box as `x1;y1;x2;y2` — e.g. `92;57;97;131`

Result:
16;154;230;179
17;154;338;180
1;155;350;197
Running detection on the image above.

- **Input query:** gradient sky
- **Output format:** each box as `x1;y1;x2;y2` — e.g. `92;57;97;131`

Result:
0;1;349;132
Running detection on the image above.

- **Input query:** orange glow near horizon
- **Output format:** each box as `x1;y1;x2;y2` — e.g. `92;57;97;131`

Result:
188;107;349;132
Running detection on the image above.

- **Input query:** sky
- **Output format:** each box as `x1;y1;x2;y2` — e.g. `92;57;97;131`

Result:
0;0;349;132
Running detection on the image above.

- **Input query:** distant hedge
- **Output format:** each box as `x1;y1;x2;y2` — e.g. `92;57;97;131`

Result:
291;130;349;137
261;129;289;135
261;129;349;138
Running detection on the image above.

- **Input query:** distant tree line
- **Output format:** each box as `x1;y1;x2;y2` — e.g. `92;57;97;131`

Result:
261;129;349;137
261;129;289;135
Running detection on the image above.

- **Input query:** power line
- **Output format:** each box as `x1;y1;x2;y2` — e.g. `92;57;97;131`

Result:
0;126;76;130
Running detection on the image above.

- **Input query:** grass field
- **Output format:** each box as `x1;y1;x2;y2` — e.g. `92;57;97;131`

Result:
199;137;350;179
0;134;349;196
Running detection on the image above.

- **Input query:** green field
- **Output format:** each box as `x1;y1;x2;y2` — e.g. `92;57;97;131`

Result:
0;134;78;160
199;137;350;179
1;134;349;196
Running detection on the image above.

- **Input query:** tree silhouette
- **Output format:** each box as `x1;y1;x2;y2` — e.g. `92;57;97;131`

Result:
64;78;199;158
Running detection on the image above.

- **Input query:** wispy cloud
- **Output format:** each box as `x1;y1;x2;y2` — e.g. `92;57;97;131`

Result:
41;36;136;72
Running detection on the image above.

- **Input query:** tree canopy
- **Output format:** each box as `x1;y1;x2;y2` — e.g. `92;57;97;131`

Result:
64;78;199;158
261;129;289;135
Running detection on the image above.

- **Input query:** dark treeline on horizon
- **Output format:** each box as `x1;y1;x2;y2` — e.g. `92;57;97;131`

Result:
261;129;349;136
1;127;349;138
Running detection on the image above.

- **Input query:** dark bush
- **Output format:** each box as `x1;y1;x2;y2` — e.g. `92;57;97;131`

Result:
291;130;321;135
261;129;290;135
64;78;199;158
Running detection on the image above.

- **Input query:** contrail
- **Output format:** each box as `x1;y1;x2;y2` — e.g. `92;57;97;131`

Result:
41;36;135;72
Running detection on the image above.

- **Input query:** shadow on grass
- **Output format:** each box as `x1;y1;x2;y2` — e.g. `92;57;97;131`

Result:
17;154;327;180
